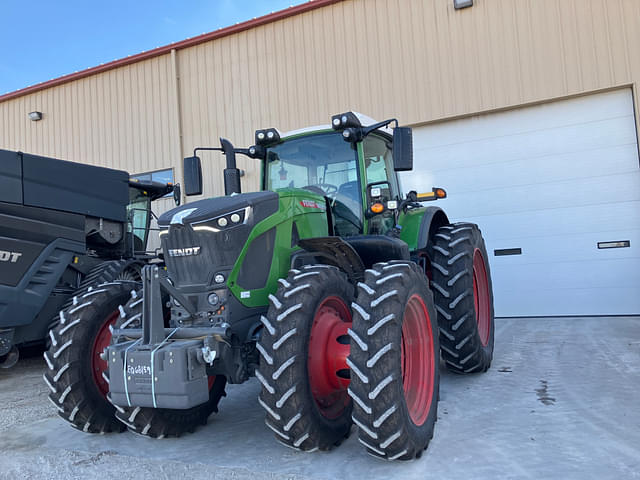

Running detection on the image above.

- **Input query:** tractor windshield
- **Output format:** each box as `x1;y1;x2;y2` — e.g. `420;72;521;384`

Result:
265;132;363;236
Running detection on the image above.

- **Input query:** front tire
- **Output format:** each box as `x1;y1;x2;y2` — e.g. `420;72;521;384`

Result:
44;281;137;433
428;223;495;374
348;261;440;460
257;265;354;451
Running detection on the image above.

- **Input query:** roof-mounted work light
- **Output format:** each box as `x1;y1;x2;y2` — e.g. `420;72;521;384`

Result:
255;128;281;146
341;128;364;143
247;144;266;159
331;111;362;130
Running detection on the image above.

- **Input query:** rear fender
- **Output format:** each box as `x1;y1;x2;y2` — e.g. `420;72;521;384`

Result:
294;237;365;283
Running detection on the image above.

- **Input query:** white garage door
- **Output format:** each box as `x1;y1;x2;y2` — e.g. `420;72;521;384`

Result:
402;89;640;317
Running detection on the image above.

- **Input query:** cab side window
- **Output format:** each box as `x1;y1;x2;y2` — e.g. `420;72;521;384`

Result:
363;135;394;188
362;135;398;234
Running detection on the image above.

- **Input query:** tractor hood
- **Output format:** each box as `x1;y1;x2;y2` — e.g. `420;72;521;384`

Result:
158;191;278;228
157;191;279;290
157;188;328;295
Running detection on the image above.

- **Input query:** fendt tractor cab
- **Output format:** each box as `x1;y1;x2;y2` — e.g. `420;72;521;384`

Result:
45;113;495;461
0;149;179;368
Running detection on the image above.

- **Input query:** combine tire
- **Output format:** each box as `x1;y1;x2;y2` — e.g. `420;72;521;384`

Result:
43;281;137;433
428;223;494;373
109;290;227;438
257;265;354;451
348;261;439;460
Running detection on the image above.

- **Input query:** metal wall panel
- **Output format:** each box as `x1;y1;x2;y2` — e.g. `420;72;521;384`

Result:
1;0;639;200
0;54;178;178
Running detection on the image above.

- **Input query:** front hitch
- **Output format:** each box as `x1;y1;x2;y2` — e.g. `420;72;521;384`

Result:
106;265;229;409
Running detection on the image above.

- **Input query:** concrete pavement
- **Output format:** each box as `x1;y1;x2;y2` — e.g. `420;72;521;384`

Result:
1;317;639;479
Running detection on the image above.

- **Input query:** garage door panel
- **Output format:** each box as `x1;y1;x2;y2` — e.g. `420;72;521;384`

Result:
493;257;640;289
485;230;640;265
409;89;640;316
415;90;635;146
415;144;639;195
412;117;637;175
494;260;640;316
460;202;640;241
497;287;640;317
431;173;639;220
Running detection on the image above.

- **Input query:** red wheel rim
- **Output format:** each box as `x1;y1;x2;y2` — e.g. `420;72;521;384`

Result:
401;294;435;426
473;249;491;347
307;296;352;420
91;311;118;397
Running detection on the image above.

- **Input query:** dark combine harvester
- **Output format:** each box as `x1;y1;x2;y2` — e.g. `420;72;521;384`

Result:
0;149;178;367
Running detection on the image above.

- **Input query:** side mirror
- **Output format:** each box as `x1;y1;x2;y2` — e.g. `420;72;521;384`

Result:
183;156;203;196
392;127;413;171
173;183;181;206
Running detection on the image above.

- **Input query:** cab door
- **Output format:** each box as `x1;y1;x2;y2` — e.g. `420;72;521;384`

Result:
361;134;400;235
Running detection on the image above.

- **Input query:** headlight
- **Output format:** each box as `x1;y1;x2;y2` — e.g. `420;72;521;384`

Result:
192;207;250;232
208;293;219;306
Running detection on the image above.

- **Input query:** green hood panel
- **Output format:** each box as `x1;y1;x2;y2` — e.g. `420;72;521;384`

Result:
227;189;329;307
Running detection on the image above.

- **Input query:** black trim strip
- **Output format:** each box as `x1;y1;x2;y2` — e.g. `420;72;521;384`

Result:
597;240;630;249
494;248;522;256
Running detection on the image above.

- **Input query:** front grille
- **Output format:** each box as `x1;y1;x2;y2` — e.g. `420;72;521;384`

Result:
162;224;250;288
159;192;279;290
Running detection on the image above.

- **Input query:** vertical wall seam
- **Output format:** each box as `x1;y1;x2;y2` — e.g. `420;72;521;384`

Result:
170;49;185;203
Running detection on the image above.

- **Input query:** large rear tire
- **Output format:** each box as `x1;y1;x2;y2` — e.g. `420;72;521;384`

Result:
109;291;227;438
348;261;440;460
428;223;495;373
257;265;354;451
44;281;138;433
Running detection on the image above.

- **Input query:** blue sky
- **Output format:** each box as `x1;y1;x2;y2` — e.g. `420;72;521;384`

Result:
0;0;304;95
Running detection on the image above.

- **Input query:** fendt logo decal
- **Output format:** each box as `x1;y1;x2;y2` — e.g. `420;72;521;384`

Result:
167;246;201;257
0;250;22;263
299;200;325;210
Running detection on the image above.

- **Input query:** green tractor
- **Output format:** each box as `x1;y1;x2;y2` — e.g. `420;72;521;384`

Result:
45;112;494;460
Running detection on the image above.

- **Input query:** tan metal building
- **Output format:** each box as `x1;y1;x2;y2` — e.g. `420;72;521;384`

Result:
2;0;639;317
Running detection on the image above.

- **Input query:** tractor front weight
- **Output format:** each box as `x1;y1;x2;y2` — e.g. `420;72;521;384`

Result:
107;265;230;410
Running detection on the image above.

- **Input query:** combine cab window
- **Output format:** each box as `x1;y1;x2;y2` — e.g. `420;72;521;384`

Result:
265;132;363;236
127;188;151;252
